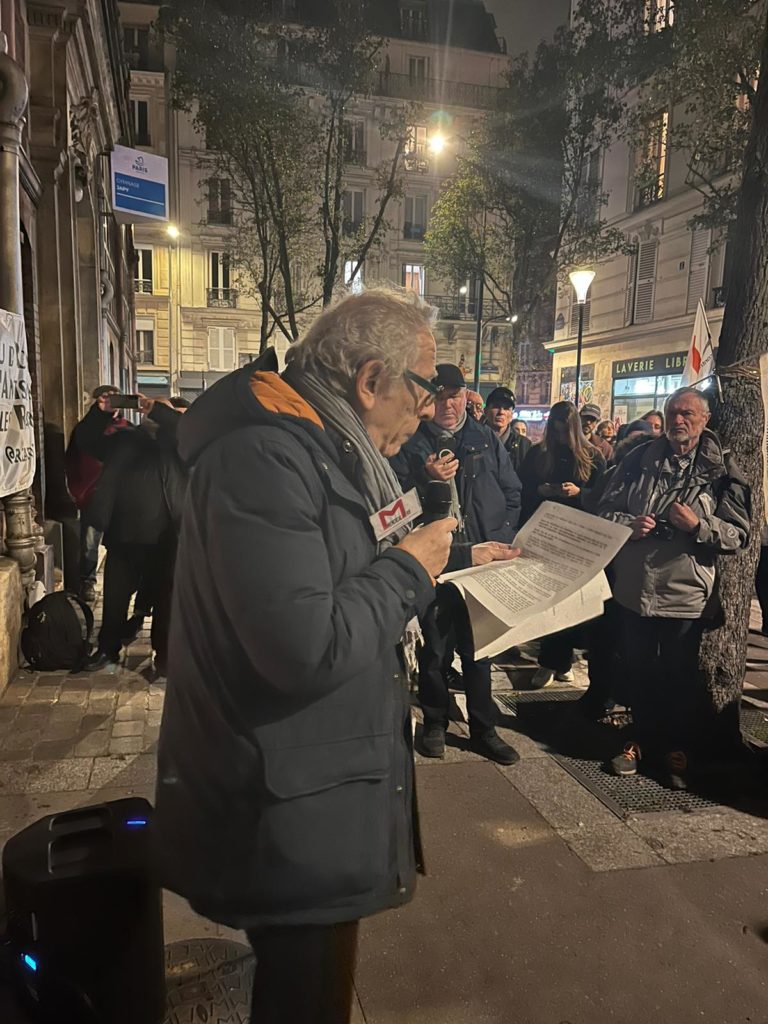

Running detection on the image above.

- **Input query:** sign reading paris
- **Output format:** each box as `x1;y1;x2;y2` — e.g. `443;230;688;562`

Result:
111;145;169;224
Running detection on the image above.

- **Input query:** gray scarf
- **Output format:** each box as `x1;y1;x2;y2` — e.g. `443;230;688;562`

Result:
423;413;466;526
284;368;411;549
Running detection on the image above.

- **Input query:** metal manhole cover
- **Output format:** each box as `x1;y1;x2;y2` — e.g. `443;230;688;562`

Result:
165;938;254;1024
552;753;719;817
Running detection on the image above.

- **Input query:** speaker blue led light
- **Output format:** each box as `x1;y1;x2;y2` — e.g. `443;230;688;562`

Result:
22;953;38;972
125;818;148;827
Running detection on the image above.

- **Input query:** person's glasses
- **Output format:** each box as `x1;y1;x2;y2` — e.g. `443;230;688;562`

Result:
403;369;443;409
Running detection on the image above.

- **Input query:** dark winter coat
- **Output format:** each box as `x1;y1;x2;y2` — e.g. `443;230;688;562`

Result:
498;428;532;476
153;356;436;930
598;430;750;617
389;416;522;544
65;413;131;511
74;402;187;546
518;441;606;524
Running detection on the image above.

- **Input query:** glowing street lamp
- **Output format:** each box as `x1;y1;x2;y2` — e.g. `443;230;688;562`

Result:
428;132;447;156
166;223;180;241
568;268;595;407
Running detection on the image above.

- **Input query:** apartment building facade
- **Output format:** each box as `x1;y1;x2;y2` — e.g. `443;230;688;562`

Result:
551;1;729;422
118;0;510;400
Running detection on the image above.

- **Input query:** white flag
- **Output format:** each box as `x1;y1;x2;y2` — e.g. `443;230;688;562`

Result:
681;298;715;386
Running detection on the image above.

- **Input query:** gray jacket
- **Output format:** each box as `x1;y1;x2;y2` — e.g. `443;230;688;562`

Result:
597;430;750;618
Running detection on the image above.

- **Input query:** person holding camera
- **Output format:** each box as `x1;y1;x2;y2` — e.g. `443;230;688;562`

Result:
73;392;189;675
598;387;750;788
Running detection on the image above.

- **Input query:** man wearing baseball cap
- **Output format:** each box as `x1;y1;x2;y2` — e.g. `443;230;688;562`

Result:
580;402;612;460
484;385;531;475
391;363;522;765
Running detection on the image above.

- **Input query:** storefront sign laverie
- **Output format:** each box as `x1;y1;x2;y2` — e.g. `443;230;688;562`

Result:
0;310;35;498
612;351;686;378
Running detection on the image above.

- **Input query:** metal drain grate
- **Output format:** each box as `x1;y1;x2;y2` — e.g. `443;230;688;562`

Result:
495;689;582;715
552;753;719;817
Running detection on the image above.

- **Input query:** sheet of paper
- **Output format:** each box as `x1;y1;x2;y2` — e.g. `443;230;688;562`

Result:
440;502;630;658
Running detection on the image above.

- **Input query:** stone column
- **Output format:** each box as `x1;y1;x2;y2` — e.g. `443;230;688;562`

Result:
0;33;38;590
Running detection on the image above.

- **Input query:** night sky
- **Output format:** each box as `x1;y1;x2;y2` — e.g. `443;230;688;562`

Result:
484;0;570;56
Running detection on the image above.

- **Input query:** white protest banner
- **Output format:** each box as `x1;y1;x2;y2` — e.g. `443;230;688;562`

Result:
681;299;715;386
0;310;35;497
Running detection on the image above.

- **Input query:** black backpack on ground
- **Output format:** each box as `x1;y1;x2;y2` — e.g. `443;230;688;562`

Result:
21;592;94;672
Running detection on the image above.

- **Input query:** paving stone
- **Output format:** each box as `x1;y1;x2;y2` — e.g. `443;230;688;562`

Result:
559;821;664;871
89;754;157;790
108;736;144;756
0;759;94;794
42;719;83;741
627;808;768;864
114;704;146;722
26;687;61;704
111;720;144;738
148;694;165;711
57;690;89;706
503;757;619;831
73;731;111;758
1;729;42;751
33;739;76;760
146;710;163;727
0;707;19;724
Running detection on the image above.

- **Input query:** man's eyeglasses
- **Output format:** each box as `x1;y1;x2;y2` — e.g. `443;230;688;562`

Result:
403;369;444;408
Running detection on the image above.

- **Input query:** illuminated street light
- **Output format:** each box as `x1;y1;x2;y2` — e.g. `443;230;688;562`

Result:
568;268;596;406
166;223;180;241
428;132;446;155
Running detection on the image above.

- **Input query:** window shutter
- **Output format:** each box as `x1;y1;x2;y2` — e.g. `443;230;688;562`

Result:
207;328;221;369
633;239;658;323
625;247;638;324
222;328;235;370
569;298;591;335
686;227;711;313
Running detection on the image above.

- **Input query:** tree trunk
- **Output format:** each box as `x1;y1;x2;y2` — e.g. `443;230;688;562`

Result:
699;10;768;752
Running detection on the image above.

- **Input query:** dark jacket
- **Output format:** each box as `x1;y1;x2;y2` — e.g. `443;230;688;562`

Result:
389;416;522;544
498;428;532;476
65;412;131;511
74;402;186;546
518;441;606;524
153;357;436;930
598;430;750;617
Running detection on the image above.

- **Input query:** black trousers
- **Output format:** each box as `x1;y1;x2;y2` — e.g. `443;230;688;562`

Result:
756;545;768;629
418;582;497;734
99;540;176;663
538;627;578;674
247;922;359;1024
618;606;706;756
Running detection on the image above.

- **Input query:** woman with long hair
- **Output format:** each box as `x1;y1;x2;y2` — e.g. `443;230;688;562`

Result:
518;400;606;688
519;400;605;524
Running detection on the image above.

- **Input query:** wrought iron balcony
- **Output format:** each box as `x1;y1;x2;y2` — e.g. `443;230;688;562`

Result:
345;149;367;168
207;209;234;226
134;278;153;294
712;286;727;308
207;288;238;308
426;294;510;321
403;223;426;242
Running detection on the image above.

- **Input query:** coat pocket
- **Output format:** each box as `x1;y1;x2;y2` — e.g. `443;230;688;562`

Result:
261;733;390;799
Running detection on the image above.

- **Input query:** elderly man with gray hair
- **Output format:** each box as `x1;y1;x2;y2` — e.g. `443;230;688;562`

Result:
598;386;750;790
153;287;518;1024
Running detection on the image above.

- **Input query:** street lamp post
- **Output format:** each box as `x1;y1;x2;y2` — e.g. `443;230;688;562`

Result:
568;268;596;407
166;223;180;395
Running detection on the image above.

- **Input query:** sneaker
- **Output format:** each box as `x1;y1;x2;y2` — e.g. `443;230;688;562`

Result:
530;667;554;689
471;730;520;766
445;666;464;690
664;750;688;790
420;724;446;758
79;582;96;604
611;742;642;776
555;669;575;683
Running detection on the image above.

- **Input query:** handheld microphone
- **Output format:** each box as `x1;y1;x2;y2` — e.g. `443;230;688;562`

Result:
423;481;453;524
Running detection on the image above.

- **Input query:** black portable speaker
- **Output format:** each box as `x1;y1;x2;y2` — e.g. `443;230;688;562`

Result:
1;797;165;1023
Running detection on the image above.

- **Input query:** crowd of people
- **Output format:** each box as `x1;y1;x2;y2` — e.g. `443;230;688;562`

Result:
58;288;752;1023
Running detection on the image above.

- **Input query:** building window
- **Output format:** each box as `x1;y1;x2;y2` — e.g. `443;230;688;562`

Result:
644;0;674;33
343;121;366;166
136;317;155;364
123;26;150;70
408;56;428;82
404;194;427;241
569;297;591;336
406;125;427;157
342;190;364;235
401;6;429;39
207;178;232;225
635;110;669;209
576;148;602;226
559;364;595;407
130;99;151;146
134;248;153;293
207;327;236;371
686;227;712;314
344;260;364;294
208;251;237;306
402;263;425;297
